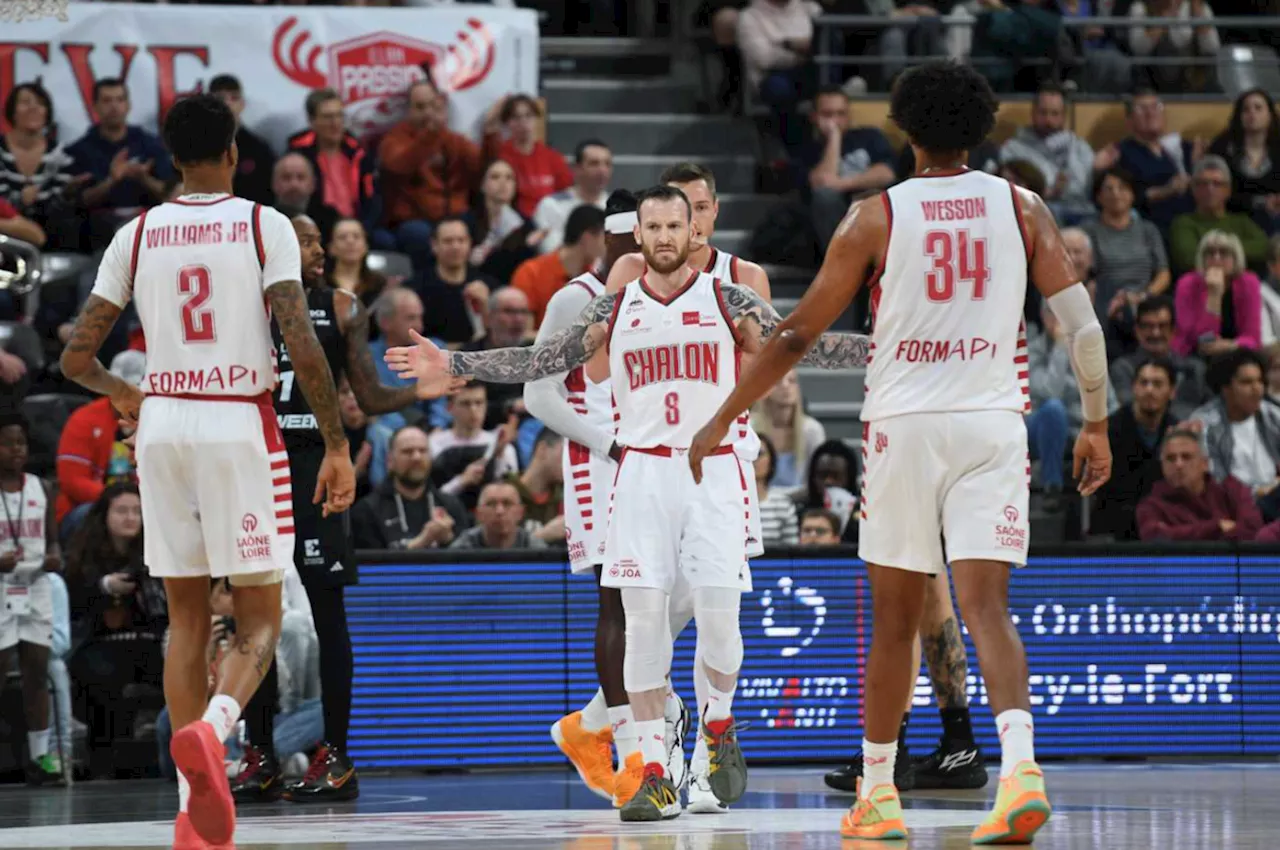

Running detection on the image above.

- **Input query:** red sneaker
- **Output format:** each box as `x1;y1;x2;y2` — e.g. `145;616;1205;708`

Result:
171;721;235;846
173;811;236;850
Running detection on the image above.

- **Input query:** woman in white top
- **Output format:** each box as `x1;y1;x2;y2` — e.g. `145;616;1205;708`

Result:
750;368;825;490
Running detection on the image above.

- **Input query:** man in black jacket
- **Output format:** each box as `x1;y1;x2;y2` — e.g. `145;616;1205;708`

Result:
208;74;276;205
1094;356;1180;539
351;425;469;549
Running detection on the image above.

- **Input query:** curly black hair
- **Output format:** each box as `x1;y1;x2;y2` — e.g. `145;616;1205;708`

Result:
889;61;998;157
163;93;236;167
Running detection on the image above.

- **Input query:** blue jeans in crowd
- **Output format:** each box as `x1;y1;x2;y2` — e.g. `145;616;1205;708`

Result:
155;698;324;779
1025;398;1069;490
371;219;434;271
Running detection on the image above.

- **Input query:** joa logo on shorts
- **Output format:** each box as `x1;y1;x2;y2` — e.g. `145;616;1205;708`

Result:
610;559;642;579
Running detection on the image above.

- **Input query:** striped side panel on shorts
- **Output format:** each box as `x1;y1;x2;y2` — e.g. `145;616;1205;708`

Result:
255;400;295;536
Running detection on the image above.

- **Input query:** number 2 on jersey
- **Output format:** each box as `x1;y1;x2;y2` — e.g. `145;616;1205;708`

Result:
177;265;216;343
664;391;680;425
924;230;989;302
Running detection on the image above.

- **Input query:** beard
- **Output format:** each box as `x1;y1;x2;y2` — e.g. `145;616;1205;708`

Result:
642;243;689;275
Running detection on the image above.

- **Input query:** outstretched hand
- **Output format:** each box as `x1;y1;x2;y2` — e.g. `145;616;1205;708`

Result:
688;417;731;485
382;329;469;399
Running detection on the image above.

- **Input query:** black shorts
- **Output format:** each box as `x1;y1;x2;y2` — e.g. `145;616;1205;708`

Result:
288;442;357;588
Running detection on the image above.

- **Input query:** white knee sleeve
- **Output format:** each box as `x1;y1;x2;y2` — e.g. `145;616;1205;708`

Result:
693;586;743;676
622;587;673;693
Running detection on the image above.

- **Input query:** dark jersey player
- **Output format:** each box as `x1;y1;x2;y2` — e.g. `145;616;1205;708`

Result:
230;214;423;804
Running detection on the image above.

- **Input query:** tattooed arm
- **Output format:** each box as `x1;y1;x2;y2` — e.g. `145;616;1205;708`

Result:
335;290;418;415
446;292;617;383
60;295;138;400
268;281;347;452
721;282;871;369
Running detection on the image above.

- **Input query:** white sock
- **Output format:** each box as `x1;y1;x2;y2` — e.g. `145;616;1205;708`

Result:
580;688;610;733
996;709;1035;777
663;682;681;721
861;739;898;797
27;728;49;759
691;728;710;769
608;705;639;760
178;772;191;813
635;718;666;769
202;694;242;744
703;682;736;723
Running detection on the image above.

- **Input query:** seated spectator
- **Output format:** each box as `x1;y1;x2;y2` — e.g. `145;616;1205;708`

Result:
368;288;447;435
897;137;1000;179
1037;227;1097;327
1209;89;1280;235
287;88;375;229
1127;0;1221;93
1104;89;1195;234
737;0;819;153
1112;296;1211;419
378;81;483;270
464;287;535;431
1189;348;1280;517
63;484;166;776
1095;357;1181;539
208;74;275;205
694;0;747;110
1170;156;1268;275
68;78;174;249
534;140;612;253
794;439;859;536
451;481;549;550
484;94;572;219
429;382;520;505
750;369;825;490
1173;230;1263;358
469;160;542;283
801;86;896;248
755;433;799;547
799;508;843;545
1262;235;1280;343
1082;168;1171;336
511;205;606;327
272;153;338;245
410;217;491;345
869;0;948;91
1027;300;1121;504
55;351;143;543
351;424;469;550
1137;428;1260;540
339;380;373;502
999;83;1097;224
0;195;44;250
1057;0;1133;94
1;81;80;249
506;427;564;537
328;218;389;308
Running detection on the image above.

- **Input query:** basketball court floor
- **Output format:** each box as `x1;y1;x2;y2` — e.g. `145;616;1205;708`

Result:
0;763;1271;848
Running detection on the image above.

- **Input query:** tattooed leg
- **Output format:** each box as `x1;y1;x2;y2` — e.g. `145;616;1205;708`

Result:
219;581;284;708
919;575;968;710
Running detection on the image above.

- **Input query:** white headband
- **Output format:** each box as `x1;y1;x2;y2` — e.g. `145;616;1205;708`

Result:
605;212;637;234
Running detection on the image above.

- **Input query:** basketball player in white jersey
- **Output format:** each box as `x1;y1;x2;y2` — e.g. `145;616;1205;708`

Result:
606;163;771;812
0;414;62;786
689;62;1112;844
385;184;870;822
60;93;355;850
524;190;647;808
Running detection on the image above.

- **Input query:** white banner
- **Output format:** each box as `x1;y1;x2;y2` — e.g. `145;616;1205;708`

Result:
1;4;540;149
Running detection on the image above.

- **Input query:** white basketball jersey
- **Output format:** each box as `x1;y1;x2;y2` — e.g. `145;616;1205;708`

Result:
861;170;1031;421
699;248;757;453
91;194;301;399
608;271;741;449
0;474;46;580
563;273;615;438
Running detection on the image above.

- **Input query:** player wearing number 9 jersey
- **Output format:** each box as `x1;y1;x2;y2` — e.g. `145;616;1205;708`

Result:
60;93;354;850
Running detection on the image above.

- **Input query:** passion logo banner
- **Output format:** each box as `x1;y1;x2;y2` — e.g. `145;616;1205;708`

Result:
1;4;539;147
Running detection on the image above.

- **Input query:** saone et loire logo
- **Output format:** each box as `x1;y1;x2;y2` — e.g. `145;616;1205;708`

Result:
241;513;259;534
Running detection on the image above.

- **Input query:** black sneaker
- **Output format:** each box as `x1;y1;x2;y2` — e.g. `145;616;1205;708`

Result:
25;753;65;787
823;743;914;793
282;743;360;803
230;745;283;803
911;738;989;790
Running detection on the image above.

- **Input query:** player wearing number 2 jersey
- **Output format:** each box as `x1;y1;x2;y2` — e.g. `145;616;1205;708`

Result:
383;184;871;822
688;62;1113;844
60;94;354;850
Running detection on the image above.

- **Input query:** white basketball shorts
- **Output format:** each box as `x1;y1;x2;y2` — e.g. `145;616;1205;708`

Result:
0;573;53;650
601;446;750;594
564;440;616;574
858;410;1030;575
136;394;296;581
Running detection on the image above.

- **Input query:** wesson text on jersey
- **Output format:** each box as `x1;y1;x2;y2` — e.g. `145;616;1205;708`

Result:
145;365;262;395
894;336;997;363
920;197;988;222
622;341;721;391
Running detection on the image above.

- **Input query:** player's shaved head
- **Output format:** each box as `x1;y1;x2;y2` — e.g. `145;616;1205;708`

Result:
291;215;324;284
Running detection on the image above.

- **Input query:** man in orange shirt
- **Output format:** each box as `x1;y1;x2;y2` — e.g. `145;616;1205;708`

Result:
510;205;605;327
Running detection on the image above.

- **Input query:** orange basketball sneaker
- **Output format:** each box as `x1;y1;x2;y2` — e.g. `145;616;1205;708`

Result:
840;779;909;841
170;721;235;846
971;761;1051;845
551;711;615;801
173;811;235;850
613;751;644;808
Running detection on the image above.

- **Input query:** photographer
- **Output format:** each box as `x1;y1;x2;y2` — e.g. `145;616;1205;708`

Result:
63;483;167;775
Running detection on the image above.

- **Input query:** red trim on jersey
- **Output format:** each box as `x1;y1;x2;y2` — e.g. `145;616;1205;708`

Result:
729;255;740;283
571;278;598;299
255;397;294;535
1007;182;1033;265
638;268;699;306
251;203;266;270
701;248;718;274
911;166;971;179
152;391;274;406
712;278;745;349
625;444;734;459
864;193;893;328
128;209;149;287
603;288;626;354
169;194;234;207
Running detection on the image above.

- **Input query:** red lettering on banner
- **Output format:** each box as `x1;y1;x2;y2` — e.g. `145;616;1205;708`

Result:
0;43;50;133
147;46;210;125
60;43;138;122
